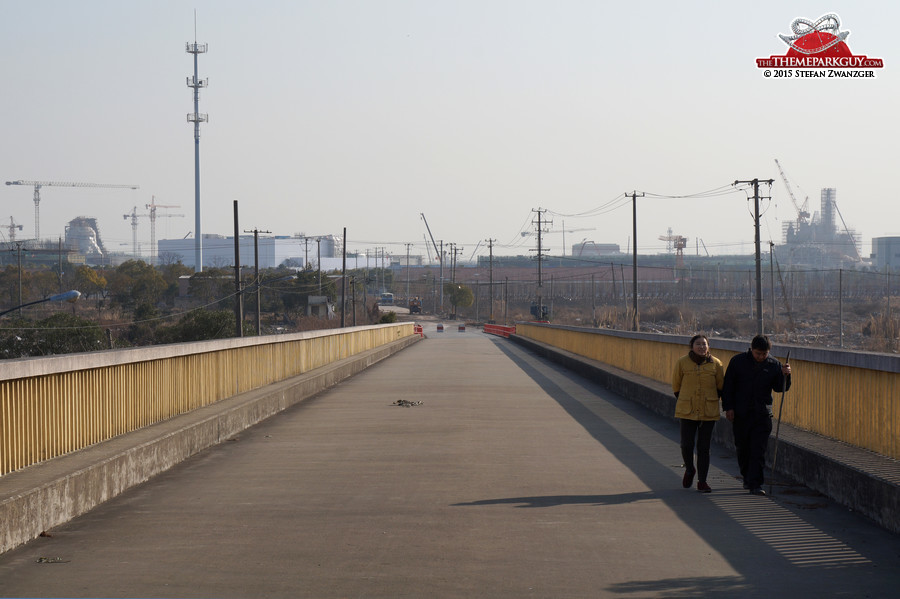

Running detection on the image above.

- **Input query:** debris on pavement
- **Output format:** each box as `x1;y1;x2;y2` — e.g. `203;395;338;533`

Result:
392;399;423;407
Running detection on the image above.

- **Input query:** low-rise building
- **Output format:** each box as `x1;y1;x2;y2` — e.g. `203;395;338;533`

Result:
871;236;900;271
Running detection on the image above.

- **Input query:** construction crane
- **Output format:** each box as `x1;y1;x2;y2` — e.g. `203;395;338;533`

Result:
520;226;596;256
4;217;23;244
420;213;441;264
832;200;862;262
558;222;596;257
123;207;148;259
774;159;810;224
423;234;433;263
698;238;710;257
145;196;184;266
466;240;483;263
124;205;184;263
5;180;140;242
658;233;688;269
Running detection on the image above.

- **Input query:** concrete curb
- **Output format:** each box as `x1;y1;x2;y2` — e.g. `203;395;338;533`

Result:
509;334;900;535
0;335;420;555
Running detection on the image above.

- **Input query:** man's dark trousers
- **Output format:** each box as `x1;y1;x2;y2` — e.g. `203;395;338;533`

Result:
733;412;772;489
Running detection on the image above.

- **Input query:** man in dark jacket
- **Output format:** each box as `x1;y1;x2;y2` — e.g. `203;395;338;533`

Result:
722;335;791;496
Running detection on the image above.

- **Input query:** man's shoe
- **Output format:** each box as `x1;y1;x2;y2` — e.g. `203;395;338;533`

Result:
697;481;712;493
683;469;696;488
749;487;767;496
742;481;750;490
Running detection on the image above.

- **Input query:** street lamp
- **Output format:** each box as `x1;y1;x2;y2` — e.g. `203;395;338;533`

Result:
0;290;81;318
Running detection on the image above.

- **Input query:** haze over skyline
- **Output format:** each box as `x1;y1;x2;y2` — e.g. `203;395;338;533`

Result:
1;1;897;263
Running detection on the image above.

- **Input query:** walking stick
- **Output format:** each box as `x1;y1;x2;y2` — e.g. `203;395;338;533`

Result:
769;350;791;496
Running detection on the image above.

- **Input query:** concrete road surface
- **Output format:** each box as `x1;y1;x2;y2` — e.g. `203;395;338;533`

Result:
0;321;897;598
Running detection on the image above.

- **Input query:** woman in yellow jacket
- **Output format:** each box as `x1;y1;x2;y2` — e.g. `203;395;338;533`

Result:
672;334;724;493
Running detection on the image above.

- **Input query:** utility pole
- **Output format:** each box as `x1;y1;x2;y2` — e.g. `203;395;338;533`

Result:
432;273;437;313
15;242;24;313
341;227;347;328
625;191;644;331
57;237;63;292
610;262;617;307
450;244;464;284
486;238;496;323
504;276;509;323
770;242;776;334
839;268;843;348
244;227;270;336
448;243;456;283
887;271;892;351
447;243;460;318
350;276;357;326
316;238;322;292
362;256;368;314
377;248;382;293
550;275;555;320
734;178;774;336
405;242;413;303
232;200;243;337
531;208;550;320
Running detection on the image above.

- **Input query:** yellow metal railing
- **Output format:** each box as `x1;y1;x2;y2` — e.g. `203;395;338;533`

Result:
516;323;900;460
0;323;413;475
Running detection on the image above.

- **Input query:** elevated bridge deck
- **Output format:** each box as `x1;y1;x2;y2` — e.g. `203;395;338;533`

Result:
0;323;897;598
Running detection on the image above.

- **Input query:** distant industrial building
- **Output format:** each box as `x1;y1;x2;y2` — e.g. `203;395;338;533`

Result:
571;241;621;257
871;237;900;271
780;188;862;266
159;234;343;269
389;255;425;268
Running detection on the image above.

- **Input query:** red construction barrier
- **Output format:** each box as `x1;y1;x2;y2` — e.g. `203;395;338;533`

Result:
483;324;516;338
413;324;424;337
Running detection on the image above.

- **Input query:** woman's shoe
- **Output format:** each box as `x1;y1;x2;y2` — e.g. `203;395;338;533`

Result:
683;468;696;488
697;481;712;493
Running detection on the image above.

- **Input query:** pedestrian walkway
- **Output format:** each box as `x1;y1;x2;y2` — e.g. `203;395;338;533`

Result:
0;323;897;598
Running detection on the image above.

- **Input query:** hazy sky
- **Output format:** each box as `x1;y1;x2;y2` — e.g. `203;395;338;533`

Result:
1;1;897;261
